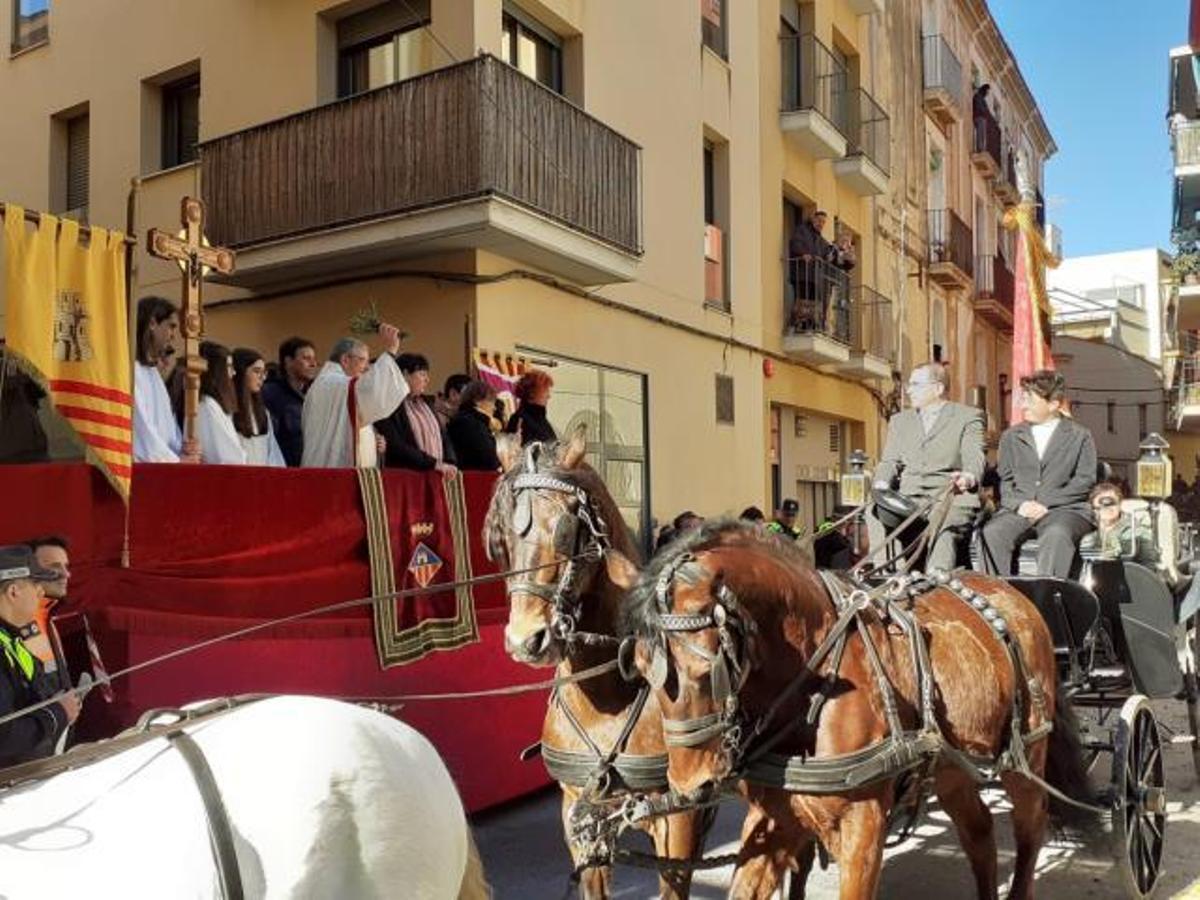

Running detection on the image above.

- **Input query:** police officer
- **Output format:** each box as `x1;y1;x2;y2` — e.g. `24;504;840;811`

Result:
0;545;80;767
767;499;806;541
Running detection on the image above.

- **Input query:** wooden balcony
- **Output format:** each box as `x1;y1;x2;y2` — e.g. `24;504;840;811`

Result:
200;55;642;288
927;209;973;291
974;254;1014;331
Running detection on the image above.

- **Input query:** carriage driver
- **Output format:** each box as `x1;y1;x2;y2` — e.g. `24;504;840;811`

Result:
0;545;80;767
869;362;985;571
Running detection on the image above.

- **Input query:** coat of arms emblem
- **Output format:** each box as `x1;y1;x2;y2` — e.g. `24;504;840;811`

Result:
52;291;93;362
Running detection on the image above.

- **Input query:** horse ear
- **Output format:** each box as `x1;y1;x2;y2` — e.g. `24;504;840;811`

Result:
561;424;588;469
604;549;639;589
496;434;522;472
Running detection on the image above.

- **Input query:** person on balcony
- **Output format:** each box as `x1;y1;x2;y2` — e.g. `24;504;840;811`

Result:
232;348;285;467
262;337;318;467
193;342;248;466
869;362;984;571
133;296;196;463
447;380;502;472
787;210;835;332
377;353;457;477
977;369;1097;579
505;370;557;446
301;325;407;469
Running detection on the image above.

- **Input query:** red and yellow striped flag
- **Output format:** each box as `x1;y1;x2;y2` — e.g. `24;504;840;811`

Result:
1003;196;1059;423
3;205;132;500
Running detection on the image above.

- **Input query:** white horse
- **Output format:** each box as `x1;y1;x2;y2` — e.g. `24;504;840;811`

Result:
0;695;489;899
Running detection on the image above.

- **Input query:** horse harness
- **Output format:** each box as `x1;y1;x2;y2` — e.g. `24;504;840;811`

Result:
505;443;613;645
0;696;262;900
632;563;1054;822
503;445;676;852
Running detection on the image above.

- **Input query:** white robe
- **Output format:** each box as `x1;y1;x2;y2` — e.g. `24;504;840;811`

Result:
301;355;408;468
196;395;248;465
132;362;181;463
239;418;286;467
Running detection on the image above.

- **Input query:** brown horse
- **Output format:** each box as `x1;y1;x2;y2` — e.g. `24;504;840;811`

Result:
483;431;711;899
625;520;1095;900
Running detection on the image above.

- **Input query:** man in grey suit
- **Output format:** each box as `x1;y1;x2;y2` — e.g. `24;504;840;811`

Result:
978;369;1097;578
869;363;985;571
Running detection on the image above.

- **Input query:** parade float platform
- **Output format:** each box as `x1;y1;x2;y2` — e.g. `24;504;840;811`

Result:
0;464;552;812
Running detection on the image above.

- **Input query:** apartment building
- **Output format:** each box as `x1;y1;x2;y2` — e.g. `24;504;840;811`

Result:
0;0;1053;538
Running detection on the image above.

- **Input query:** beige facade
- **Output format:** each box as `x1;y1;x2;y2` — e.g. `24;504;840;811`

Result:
0;0;1052;543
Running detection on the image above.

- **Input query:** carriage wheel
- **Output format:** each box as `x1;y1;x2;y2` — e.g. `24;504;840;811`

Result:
1112;696;1167;899
1184;615;1200;780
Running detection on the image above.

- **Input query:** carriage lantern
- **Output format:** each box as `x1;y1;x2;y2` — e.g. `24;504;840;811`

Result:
840;449;870;509
1134;433;1172;501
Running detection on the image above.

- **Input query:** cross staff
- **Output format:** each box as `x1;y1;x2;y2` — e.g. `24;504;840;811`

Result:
146;197;235;448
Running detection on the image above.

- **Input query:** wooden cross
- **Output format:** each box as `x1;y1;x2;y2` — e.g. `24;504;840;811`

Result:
146;197;235;446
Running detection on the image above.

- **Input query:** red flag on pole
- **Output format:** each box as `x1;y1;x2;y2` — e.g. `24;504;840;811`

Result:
1190;0;1200;51
1003;162;1059;424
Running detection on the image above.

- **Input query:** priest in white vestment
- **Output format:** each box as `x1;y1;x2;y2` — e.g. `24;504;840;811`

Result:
301;324;407;468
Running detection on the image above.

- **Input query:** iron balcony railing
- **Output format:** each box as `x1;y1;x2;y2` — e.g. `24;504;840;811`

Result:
781;33;849;135
928;209;974;277
850;287;894;362
975;254;1014;314
784;256;852;343
846;88;890;175
922;35;963;105
1175;121;1200;169
972;107;1002;171
200;55;643;254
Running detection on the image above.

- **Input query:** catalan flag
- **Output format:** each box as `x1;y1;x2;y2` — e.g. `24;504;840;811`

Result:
472;347;535;394
3;205;132;501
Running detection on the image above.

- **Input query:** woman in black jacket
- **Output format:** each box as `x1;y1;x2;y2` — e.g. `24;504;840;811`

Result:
377;353;457;473
447;380;501;471
505;369;557;446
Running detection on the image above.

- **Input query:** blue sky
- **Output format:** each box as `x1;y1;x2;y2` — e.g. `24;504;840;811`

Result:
990;0;1184;257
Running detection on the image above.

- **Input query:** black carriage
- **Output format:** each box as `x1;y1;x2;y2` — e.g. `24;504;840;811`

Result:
1004;533;1200;899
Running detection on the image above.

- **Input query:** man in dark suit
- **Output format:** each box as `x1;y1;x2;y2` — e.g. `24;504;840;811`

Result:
978;369;1097;578
869;362;985;571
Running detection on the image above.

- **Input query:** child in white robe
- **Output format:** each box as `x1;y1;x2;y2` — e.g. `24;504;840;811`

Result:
232;348;285;467
194;341;248;465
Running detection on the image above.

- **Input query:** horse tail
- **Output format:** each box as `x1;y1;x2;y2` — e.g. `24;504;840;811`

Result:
1044;692;1101;833
457;826;492;900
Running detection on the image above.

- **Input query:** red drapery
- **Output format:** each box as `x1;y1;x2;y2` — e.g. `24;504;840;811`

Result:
0;464;551;811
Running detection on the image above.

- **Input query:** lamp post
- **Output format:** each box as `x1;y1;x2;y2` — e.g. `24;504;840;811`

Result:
841;449;870;556
1135;433;1172;554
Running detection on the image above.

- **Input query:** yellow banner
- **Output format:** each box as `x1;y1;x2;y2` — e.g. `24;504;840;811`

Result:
3;205;131;500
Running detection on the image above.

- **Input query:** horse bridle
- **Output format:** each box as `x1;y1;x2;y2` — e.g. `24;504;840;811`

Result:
642;554;756;772
506;444;612;642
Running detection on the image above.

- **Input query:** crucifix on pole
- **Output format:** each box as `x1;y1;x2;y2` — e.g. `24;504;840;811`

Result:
146;196;235;448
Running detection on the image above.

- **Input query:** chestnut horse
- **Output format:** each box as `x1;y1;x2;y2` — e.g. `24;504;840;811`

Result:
483;431;711;899
625;521;1095;900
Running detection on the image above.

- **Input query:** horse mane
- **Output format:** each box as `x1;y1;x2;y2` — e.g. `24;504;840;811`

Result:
622;517;810;638
481;439;643;568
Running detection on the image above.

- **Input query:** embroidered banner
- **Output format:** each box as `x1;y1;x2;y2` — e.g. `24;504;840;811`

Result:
358;468;479;667
3;205;131;500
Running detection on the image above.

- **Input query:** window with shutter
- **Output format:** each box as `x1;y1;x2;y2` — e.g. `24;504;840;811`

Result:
65;113;89;218
162;74;200;169
336;0;431;97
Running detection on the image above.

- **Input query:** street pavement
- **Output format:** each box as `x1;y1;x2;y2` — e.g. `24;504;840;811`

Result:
474;700;1200;898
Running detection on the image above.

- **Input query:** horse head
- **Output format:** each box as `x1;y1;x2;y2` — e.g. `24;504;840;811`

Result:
483;426;639;667
622;521;816;797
